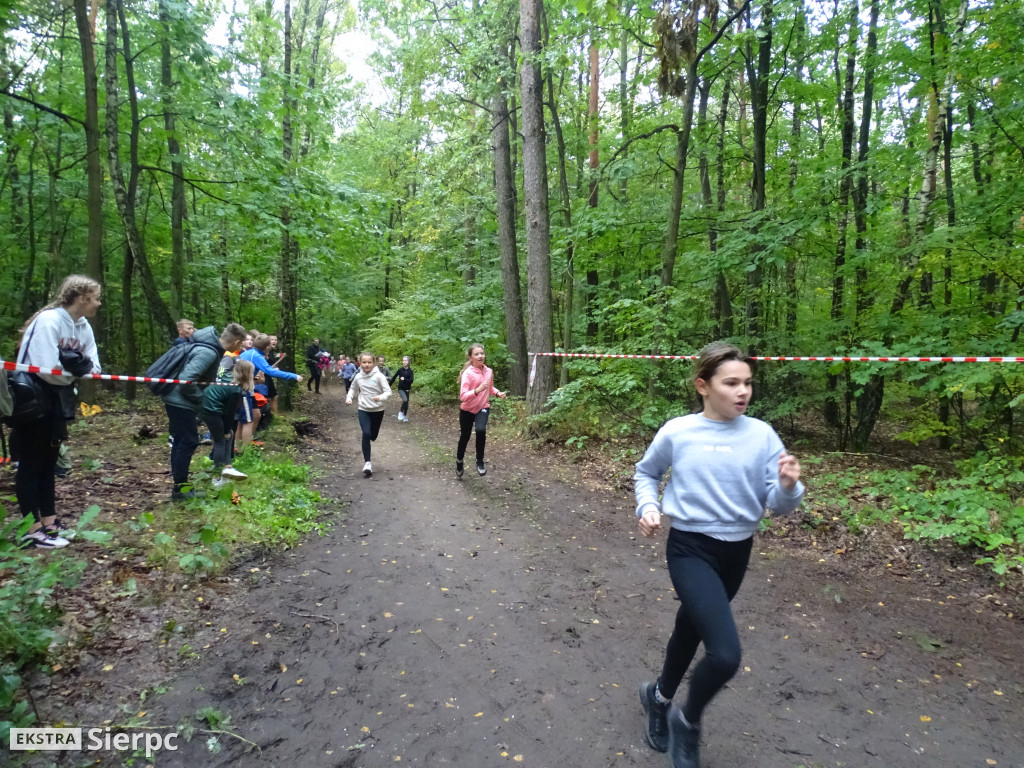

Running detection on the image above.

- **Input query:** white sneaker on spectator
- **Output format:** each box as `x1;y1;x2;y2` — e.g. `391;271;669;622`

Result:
221;466;248;479
20;530;70;549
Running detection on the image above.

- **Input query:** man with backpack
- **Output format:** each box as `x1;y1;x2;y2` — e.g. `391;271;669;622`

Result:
159;323;246;500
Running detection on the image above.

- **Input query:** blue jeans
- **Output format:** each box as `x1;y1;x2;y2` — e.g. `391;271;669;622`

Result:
658;529;752;723
166;404;199;487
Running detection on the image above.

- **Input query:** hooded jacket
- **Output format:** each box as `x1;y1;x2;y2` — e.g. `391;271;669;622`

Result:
160;326;224;412
347;366;392;412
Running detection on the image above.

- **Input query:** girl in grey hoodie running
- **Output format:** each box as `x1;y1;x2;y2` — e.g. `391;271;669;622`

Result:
345;352;392;477
634;342;804;768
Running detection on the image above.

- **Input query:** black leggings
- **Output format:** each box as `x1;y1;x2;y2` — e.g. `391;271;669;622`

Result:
307;364;321;392
357;410;384;461
398;389;410;415
456;407;489;464
658;529;752;724
11;426;60;522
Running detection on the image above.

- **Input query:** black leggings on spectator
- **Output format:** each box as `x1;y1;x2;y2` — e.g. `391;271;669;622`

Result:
657;528;752;724
456;408;489;465
11;426;60;522
307;364;321;392
357;409;384;461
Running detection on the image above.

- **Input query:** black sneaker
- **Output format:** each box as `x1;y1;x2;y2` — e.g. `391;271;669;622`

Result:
171;488;200;502
43;517;73;539
455;460;464;479
639;681;669;753
476;462;486;476
667;704;701;768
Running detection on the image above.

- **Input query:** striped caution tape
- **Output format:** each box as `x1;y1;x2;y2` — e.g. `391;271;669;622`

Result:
1;358;230;386
527;352;1024;387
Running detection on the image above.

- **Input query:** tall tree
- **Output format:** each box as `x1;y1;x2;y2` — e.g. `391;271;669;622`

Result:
520;0;554;414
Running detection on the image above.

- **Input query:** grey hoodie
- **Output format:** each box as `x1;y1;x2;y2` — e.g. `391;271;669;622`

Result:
159;326;224;412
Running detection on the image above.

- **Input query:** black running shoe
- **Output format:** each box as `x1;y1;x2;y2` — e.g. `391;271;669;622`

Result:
667;704;701;768
456;460;464;479
639;681;669;753
477;462;486;476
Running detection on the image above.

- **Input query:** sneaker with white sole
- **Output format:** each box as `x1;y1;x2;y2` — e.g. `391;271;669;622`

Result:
639;681;669;753
362;461;372;478
456;460;464;479
221;466;248;479
211;477;229;489
477;462;487;476
200;432;213;445
20;530;70;549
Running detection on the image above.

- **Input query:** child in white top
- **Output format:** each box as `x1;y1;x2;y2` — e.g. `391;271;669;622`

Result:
345;352;392;477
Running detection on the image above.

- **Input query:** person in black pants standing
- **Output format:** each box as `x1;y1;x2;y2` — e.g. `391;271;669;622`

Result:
305;337;323;393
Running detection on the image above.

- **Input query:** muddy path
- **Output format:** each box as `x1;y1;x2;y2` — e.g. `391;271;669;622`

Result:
50;387;1024;768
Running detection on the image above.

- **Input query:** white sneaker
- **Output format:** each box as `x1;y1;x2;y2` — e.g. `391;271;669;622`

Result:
20;530;70;549
396;414;403;421
221;466;248;479
362;461;372;478
211;477;229;488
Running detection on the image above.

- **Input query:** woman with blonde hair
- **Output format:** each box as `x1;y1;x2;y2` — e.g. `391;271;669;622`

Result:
12;275;102;549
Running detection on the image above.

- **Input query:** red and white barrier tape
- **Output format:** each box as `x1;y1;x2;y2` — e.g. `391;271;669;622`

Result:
527;352;1024;387
1;358;227;386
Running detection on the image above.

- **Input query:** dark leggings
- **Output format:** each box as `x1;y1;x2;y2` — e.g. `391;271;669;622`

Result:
11;426;60;522
398;389;410;415
357;409;384;461
658;529;753;724
307;364;321;392
202;411;232;468
456;407;489;464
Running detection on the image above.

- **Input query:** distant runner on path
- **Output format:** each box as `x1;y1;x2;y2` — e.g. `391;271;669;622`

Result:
633;341;805;768
455;343;505;479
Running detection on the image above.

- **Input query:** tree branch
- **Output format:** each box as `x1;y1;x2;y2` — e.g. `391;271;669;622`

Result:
0;89;83;126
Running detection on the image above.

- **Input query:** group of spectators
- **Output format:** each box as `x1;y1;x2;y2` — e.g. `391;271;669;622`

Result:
165;320;303;500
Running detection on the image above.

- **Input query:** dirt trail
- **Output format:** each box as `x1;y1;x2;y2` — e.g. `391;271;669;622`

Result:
72;388;1023;767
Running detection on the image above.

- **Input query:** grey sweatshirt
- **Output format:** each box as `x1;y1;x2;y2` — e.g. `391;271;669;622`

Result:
634;413;805;540
347;367;392;412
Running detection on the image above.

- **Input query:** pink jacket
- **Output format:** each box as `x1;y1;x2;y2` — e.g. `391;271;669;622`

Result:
460;364;498;414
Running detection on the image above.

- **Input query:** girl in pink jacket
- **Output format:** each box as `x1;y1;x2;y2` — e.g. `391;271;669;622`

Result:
456;344;505;478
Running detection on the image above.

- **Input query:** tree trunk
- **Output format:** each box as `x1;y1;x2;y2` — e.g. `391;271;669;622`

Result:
585;40;599;342
105;0;175;340
158;0;186;320
825;0;857;433
520;0;555;415
491;87;528;397
851;0;881;452
744;0;772;347
544;57;573;386
279;0;299;401
73;0;103;287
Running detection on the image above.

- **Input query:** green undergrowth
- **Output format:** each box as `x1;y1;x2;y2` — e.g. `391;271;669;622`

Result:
1;428;331;745
807;449;1024;577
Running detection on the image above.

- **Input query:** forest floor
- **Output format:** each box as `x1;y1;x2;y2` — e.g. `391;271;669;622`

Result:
7;381;1024;768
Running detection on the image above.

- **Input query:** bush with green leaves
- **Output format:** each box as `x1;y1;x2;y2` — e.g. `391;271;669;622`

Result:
816;450;1024;576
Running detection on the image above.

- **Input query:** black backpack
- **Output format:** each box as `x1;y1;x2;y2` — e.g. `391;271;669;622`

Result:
144;338;222;395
